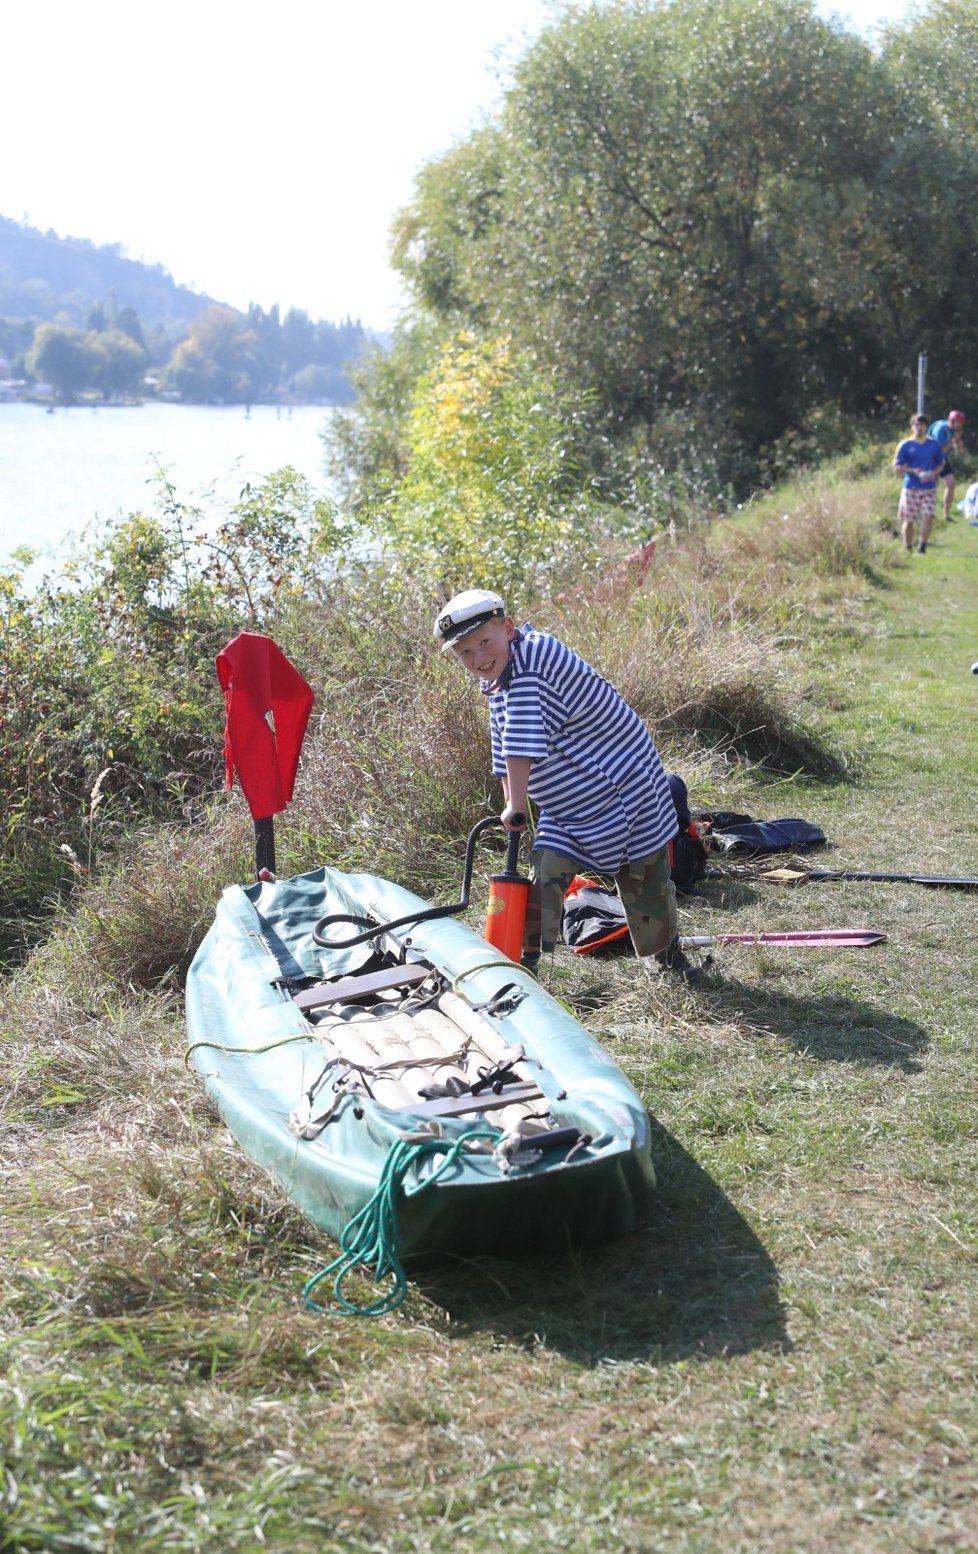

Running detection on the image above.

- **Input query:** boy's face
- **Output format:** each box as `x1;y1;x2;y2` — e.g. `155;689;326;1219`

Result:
911;415;928;440
450;616;515;679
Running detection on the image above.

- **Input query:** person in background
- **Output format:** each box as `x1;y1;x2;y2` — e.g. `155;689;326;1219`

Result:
948;409;966;454
929;416;957;521
434;588;706;985
894;413;944;554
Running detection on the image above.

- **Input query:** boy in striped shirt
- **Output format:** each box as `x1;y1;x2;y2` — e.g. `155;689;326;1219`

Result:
435;589;704;985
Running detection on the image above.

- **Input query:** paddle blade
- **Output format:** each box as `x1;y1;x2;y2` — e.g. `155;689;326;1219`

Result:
681;929;887;949
761;866;978;890
216;632;314;821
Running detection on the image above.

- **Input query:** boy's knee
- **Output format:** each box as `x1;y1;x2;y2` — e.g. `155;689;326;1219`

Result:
531;850;579;951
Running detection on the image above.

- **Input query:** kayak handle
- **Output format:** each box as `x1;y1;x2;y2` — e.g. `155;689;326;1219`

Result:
312;815;525;950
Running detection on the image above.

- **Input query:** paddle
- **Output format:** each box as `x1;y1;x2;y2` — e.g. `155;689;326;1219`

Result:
680;928;886;949
760;866;978;890
216;633;315;880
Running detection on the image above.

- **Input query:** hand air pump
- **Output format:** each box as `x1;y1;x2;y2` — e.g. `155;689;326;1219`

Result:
314;814;531;963
482;816;530;961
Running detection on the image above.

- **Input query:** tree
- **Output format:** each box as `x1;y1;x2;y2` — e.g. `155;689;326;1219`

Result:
0;317;33;365
289;362;354;403
90;328;146;400
281;307;316;377
247;302;284;397
381;0;975;491
27;322;99;403
324;320;443;510
114;304;145;347
166;305;258;404
879;0;978;407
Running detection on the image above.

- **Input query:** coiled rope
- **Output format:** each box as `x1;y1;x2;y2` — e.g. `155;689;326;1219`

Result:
302;1127;494;1317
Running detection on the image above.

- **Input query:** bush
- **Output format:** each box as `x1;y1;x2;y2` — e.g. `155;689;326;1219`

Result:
0;469;344;957
359;332;619;599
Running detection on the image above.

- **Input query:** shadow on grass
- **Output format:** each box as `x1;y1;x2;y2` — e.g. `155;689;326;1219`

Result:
707;976;928;1071
415;1117;787;1366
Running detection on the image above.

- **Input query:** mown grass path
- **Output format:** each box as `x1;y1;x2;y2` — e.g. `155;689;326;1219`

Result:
583;506;978;1552
3;497;978;1554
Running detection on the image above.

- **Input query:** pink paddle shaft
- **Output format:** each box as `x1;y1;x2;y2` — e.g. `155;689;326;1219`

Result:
680;929;886;948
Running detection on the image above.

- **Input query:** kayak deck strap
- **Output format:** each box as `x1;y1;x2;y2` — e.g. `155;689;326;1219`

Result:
292;962;431;1012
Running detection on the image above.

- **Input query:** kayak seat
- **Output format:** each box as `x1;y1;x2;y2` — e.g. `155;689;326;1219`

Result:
292;962;431;1013
401;1082;543;1120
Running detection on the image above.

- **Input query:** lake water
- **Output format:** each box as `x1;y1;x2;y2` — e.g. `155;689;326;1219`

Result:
0;401;337;569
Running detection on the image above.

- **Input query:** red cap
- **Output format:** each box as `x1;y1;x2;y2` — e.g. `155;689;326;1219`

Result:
948;409;965;425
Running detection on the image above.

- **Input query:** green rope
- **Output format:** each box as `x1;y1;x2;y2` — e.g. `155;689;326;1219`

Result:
450;959;525;994
183;1033;313;1067
303;1128;494;1317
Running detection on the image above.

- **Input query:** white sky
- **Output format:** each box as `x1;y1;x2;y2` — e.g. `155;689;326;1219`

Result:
3;0;914;333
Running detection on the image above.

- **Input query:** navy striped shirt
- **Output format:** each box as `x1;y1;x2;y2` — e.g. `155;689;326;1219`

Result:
486;626;677;872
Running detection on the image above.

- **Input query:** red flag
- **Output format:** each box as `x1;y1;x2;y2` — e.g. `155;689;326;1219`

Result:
216;633;314;820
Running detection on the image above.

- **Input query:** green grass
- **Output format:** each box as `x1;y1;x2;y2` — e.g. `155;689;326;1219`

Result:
3;477;978;1552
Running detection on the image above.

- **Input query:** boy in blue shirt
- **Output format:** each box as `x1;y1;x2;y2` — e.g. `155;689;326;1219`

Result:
435;588;705;985
894;413;944;553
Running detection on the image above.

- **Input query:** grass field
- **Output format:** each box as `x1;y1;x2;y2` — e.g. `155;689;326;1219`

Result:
3;473;978;1553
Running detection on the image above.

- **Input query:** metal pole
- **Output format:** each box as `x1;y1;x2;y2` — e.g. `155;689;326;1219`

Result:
254;815;276;879
917;353;927;415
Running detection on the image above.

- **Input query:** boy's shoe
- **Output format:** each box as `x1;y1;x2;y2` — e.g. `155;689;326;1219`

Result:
520;951;541;974
648;935;707;986
917;541;928;553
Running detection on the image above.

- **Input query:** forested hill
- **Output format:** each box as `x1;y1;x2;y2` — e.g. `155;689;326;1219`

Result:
0;214;370;406
0;215;218;330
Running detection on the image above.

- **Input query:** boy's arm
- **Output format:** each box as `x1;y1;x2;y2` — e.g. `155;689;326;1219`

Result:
502;756;533;829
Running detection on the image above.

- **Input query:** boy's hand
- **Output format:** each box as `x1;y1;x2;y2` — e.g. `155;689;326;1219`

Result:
500;805;527;831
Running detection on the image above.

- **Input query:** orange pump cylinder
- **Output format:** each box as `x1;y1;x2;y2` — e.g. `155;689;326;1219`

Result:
483;821;529;961
484;874;531;961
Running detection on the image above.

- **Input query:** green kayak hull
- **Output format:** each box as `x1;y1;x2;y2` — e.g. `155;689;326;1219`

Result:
185;866;655;1260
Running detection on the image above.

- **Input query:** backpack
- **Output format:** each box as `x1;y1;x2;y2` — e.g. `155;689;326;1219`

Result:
665;772;709;894
669;824;709;893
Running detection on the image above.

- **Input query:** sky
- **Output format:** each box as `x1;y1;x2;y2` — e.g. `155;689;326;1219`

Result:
4;0;914;334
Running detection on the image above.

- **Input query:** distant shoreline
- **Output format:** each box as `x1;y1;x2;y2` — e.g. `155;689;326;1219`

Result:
0;392;349;411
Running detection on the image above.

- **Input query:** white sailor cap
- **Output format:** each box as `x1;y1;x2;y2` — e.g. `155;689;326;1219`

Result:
433;589;507;650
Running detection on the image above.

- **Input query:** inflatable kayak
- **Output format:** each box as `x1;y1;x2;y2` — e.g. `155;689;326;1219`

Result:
185;865;655;1281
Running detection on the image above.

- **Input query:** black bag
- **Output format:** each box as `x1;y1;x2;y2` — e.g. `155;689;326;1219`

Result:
700;815;826;856
692;809;754;832
561;877;630;954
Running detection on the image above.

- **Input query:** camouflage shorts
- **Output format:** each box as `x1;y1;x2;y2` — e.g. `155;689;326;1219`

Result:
523;844;677;960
